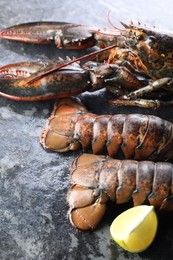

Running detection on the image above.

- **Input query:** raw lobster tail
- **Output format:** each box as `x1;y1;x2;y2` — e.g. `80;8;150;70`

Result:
67;153;173;231
41;97;173;161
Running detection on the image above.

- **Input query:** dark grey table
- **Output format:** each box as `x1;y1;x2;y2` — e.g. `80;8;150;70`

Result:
0;0;173;259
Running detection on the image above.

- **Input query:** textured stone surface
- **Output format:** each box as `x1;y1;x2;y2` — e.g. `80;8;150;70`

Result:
0;0;173;259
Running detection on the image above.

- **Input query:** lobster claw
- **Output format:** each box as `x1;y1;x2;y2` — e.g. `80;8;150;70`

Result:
0;22;97;49
0;60;91;101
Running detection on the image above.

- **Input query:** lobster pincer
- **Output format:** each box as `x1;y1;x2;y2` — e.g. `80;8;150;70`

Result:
0;21;98;49
0;59;93;101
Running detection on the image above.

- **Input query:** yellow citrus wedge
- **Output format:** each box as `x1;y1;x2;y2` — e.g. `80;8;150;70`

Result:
110;205;158;253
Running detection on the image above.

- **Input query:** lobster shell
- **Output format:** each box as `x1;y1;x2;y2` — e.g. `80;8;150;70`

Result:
67;153;173;231
41;97;173;161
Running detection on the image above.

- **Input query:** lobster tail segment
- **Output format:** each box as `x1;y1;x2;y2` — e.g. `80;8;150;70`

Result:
40;97;88;152
67;154;109;231
68;200;107;231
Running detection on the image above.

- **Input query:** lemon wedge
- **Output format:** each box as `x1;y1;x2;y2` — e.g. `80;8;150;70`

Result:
110;205;158;253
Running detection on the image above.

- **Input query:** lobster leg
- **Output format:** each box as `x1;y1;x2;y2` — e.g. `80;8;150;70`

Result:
109;78;173;108
123;78;173;99
109;99;173;109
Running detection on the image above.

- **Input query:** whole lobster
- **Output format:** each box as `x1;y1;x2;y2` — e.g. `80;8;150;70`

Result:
40;97;173;162
67;153;173;231
0;21;173;108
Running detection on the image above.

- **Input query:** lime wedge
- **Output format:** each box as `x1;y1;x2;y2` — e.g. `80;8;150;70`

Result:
110;205;158;253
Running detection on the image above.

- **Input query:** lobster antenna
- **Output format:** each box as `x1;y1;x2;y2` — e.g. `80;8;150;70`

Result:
107;10;125;32
27;44;117;84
